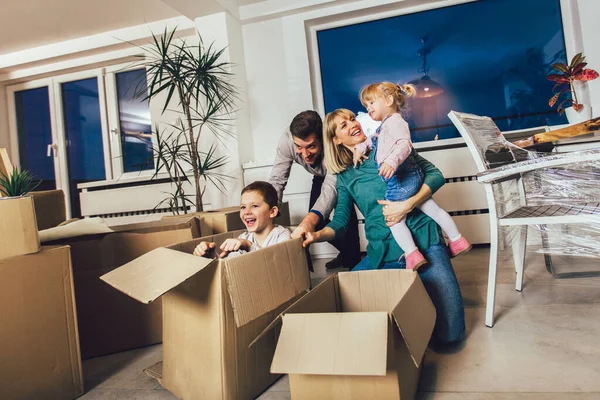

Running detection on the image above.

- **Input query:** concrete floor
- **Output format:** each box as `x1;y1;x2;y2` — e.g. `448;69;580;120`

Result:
80;246;600;399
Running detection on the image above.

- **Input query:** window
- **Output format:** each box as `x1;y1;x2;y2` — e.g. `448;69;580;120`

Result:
316;0;569;143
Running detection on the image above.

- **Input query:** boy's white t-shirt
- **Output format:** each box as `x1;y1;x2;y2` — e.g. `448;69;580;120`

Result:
227;225;292;257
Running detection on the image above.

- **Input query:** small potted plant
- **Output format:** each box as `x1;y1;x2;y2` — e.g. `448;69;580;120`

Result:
548;52;598;123
0;168;40;198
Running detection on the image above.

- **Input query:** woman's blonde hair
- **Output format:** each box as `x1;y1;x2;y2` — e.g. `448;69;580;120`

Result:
323;108;357;174
359;82;416;112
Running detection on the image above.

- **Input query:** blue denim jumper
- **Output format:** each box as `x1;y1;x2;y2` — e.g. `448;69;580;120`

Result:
372;118;424;202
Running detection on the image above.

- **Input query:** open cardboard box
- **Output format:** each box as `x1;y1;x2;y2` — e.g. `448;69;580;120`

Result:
0;245;83;400
162;202;291;235
30;189;67;230
101;233;310;400
44;217;202;359
259;269;436;400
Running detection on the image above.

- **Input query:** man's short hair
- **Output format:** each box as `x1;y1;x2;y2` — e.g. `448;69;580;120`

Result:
241;181;279;208
289;110;323;141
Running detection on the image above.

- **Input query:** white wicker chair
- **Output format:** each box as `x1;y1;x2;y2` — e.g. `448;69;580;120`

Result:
448;111;600;327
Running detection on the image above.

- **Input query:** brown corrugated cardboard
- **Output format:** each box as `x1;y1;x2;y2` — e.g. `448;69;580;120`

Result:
267;269;436;400
162;202;291;235
101;234;310;400
0;195;40;260
31;190;67;230
0;246;83;400
45;217;201;359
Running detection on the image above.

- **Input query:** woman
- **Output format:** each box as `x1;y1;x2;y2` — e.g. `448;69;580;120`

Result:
303;108;465;344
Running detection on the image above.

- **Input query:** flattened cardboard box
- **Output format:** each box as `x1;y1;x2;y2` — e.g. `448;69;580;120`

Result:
45;217;201;359
261;270;436;400
162;202;291;235
0;246;83;400
101;234;310;400
0;195;40;260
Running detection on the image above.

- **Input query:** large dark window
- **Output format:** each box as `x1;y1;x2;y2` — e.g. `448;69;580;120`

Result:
317;0;568;142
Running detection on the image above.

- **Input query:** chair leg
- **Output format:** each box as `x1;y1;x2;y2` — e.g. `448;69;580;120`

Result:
486;220;500;328
512;225;527;292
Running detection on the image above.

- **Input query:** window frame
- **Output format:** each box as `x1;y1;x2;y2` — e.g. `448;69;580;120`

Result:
306;0;585;143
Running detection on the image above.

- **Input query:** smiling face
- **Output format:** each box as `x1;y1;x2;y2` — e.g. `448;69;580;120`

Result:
293;133;322;165
332;114;367;148
364;94;395;121
239;190;277;234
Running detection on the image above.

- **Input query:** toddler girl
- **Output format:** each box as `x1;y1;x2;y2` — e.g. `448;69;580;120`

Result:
193;181;291;258
354;82;471;270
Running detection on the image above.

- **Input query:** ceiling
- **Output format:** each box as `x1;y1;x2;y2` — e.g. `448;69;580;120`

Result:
0;0;183;55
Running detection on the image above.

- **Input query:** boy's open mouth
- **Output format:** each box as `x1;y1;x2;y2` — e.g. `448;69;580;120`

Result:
244;218;256;228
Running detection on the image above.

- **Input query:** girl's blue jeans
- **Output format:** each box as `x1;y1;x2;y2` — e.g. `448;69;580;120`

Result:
353;243;466;344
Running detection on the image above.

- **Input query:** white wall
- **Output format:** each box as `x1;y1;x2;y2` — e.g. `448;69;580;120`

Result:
241;0;600;166
578;0;600;117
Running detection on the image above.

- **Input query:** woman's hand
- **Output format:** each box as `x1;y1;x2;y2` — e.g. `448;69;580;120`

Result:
378;183;433;226
301;227;336;248
378;199;415;226
218;238;251;258
193;241;217;257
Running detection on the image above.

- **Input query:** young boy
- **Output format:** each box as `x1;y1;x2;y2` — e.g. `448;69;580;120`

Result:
193;181;291;258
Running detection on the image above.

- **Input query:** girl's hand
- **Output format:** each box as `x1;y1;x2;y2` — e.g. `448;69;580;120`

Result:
218;238;250;258
378;163;395;180
352;148;368;167
378;199;416;226
193;241;217;257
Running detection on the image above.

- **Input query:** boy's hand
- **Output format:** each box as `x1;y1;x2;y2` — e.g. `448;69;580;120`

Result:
352;148;368;167
378;163;395;180
218;238;251;258
193;241;217;257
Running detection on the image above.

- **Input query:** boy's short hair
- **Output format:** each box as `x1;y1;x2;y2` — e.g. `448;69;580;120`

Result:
241;181;279;208
289;110;322;141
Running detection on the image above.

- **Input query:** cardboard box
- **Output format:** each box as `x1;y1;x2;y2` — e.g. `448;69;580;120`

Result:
45;217;202;359
0;246;83;400
31;190;67;230
162;202;291;235
0;195;40;260
263;270;436;400
101;234;310;400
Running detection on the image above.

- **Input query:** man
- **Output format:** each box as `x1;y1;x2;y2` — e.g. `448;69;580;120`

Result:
269;110;361;270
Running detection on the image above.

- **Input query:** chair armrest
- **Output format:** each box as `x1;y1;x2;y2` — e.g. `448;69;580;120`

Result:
477;149;600;183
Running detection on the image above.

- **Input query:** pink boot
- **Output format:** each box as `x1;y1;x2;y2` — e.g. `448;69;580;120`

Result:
405;250;427;271
449;236;472;258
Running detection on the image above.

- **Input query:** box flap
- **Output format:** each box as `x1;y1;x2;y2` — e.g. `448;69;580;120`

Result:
249;273;339;347
100;247;215;304
224;238;310;327
391;274;436;367
271;312;388;376
337;269;414;313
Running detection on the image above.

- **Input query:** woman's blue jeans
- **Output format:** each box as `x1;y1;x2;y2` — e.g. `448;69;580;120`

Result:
353;243;465;344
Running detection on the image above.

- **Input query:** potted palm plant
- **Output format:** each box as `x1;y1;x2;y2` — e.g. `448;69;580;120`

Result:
548;52;598;124
0;168;40;198
135;27;239;214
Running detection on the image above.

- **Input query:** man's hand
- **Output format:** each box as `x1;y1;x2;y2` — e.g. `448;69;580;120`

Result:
193;241;217;257
292;212;320;239
378;199;416;226
378;162;396;180
218;238;251;258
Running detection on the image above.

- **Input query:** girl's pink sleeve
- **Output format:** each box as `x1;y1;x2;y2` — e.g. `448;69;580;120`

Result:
354;137;372;155
381;115;412;170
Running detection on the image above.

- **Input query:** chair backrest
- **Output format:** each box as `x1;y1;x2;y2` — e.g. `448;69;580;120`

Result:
447;111;517;172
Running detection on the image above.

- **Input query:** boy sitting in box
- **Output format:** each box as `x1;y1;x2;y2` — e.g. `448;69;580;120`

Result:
193;181;291;258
